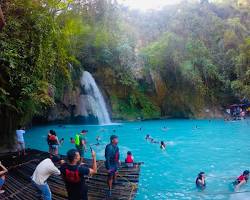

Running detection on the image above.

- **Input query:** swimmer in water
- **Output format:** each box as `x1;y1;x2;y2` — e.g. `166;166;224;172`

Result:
196;172;206;190
161;127;168;132
59;138;64;145
160;141;166;150
70;137;75;144
151;139;159;144
96;136;101;145
233;170;249;191
145;134;150;140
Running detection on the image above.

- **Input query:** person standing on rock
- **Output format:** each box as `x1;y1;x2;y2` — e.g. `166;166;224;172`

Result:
105;135;120;197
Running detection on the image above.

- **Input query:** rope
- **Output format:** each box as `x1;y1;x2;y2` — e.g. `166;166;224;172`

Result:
117;173;138;200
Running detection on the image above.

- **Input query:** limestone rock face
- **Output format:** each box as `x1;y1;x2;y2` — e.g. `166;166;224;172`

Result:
44;85;99;124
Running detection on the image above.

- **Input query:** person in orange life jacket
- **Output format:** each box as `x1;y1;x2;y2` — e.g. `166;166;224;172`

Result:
105;135;120;197
125;151;134;168
60;149;97;200
47;130;60;155
233;170;249;191
196;172;206;190
47;130;53;154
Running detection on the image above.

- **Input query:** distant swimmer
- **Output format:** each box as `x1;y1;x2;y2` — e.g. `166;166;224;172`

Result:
196;172;206;190
160;141;166;150
70;137;75;144
150;139;159;144
145;134;151;140
59;138;64;145
161;127;168;131
233;170;249;191
96;136;101;145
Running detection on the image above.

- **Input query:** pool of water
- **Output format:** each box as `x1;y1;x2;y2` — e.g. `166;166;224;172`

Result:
25;119;250;200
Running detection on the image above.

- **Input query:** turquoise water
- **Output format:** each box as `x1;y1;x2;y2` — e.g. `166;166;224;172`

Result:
25;119;250;200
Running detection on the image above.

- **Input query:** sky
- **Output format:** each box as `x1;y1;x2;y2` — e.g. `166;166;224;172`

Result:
118;0;183;11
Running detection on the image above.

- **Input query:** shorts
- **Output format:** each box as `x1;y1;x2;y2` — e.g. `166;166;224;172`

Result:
76;146;84;157
0;178;5;187
107;166;118;178
17;141;25;151
50;145;58;150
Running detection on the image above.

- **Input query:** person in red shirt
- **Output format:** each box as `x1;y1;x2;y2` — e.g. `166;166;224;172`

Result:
125;151;134;168
233;170;249;191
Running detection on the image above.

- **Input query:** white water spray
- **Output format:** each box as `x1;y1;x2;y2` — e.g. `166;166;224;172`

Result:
80;71;111;124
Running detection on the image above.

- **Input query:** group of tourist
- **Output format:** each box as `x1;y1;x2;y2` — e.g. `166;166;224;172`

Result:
145;134;167;150
1;125;249;199
30;129;135;200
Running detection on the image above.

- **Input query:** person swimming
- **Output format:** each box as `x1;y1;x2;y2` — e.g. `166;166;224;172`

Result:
196;172;206;190
233;170;249;191
145;134;150;140
160;141;166;150
161;127;168;131
70;137;75;144
96;136;101;145
59;138;64;145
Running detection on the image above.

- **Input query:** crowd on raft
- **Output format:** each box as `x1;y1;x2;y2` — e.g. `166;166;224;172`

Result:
0;125;249;199
0;126;136;200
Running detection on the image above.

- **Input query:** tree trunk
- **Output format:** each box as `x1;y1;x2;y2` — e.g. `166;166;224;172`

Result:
0;5;6;31
0;106;20;150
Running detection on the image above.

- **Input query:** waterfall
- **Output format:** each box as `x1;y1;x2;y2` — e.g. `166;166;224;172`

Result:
80;71;111;124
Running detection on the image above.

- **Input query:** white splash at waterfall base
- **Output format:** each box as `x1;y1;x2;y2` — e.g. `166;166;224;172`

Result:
80;71;111;125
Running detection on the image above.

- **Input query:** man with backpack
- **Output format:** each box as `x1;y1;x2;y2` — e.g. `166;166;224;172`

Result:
60;149;97;200
75;130;87;162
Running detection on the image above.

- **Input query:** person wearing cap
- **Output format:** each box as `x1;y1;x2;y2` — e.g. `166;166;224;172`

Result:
31;155;64;200
105;135;120;197
75;130;87;162
233;170;250;191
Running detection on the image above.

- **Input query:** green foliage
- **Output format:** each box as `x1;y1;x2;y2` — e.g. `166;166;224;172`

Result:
111;92;160;120
2;0;250;130
0;0;79;124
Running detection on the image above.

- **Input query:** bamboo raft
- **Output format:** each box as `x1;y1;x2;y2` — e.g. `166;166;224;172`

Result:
0;149;142;200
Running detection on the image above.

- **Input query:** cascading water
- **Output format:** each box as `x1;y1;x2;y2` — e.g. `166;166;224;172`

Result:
80;71;111;124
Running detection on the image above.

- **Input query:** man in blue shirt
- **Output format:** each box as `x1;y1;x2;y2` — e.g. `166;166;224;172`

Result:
105;135;120;197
